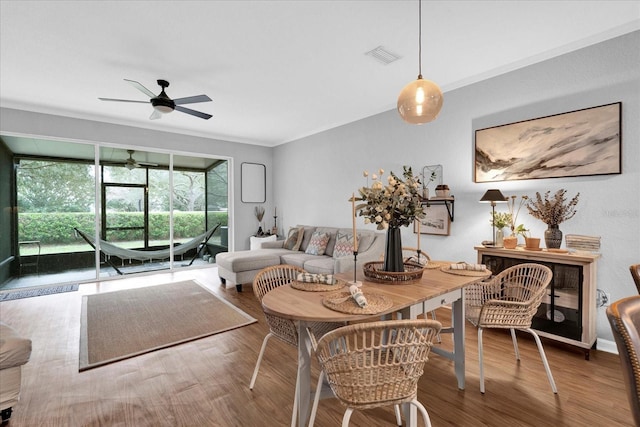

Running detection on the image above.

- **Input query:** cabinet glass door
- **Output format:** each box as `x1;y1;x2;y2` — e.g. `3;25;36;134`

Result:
481;255;583;341
533;264;582;341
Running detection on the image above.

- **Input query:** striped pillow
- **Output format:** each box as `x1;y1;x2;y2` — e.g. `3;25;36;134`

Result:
333;231;357;258
305;231;330;256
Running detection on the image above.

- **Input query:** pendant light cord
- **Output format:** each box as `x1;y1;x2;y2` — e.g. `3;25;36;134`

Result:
418;0;422;79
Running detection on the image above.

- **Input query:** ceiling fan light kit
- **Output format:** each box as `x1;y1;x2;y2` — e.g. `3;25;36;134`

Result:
99;79;212;120
151;80;175;114
397;0;443;124
124;150;158;170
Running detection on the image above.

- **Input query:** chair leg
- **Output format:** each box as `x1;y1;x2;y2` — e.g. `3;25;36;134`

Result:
478;327;486;393
249;332;273;389
394;404;402;426
510;328;521;360
430;310;441;343
291;369;299;427
308;371;324;427
525;328;558;393
411;399;433;427
341;408;355;427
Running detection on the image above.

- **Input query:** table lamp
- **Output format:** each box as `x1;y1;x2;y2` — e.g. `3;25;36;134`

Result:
479;189;507;247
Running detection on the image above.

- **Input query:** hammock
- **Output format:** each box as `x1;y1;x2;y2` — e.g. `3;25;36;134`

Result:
74;224;220;275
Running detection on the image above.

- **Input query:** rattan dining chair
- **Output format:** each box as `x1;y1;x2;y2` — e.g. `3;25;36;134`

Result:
308;319;442;427
630;264;640;294
402;247;431;265
465;263;557;394
607;295;640;426
249;264;342;427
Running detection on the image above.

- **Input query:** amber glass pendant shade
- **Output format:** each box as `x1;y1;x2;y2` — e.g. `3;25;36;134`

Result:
397;76;443;124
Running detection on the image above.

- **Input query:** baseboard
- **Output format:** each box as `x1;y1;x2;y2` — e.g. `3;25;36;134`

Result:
597;338;618;355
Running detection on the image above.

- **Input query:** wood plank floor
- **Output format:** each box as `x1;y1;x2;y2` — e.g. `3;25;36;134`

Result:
0;267;632;426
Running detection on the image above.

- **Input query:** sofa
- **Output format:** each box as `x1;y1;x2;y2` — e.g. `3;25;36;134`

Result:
216;225;385;291
0;322;32;422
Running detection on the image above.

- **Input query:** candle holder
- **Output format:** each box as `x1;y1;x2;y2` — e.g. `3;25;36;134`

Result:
348;251;362;287
271;214;278;236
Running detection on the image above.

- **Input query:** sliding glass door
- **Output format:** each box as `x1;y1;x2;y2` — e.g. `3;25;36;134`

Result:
7;137;230;288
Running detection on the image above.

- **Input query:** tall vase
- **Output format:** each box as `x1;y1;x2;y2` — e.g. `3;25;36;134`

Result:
383;226;404;272
545;224;563;249
495;229;504;247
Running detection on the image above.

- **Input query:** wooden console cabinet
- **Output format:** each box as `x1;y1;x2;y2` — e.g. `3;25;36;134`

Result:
475;246;600;358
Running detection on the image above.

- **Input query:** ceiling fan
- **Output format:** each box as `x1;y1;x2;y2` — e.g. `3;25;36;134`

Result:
123;150;158;170
99;79;212;120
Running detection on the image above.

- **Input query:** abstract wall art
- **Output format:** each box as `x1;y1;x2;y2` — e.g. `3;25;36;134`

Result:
474;102;621;183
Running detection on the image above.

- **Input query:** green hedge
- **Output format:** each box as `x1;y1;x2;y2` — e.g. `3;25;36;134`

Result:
18;212;228;244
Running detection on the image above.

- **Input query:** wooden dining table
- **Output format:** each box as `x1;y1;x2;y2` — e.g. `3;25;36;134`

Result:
261;264;490;427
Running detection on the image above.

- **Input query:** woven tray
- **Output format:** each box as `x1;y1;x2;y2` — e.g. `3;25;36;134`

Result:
440;265;491;277
291;279;347;292
423;260;450;270
363;261;424;284
322;291;393;315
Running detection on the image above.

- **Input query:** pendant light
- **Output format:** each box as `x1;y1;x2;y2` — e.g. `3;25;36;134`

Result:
397;0;443;124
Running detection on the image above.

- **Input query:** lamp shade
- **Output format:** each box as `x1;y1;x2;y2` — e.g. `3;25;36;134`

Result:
479;189;507;203
397;77;443;124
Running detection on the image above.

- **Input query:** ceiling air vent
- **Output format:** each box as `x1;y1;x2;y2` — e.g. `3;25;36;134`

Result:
365;46;401;65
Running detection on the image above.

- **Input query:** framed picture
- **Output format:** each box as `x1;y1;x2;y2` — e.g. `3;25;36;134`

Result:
414;204;450;236
474;102;621;183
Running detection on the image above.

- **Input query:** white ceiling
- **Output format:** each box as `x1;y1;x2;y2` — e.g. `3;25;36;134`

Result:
1;1;639;147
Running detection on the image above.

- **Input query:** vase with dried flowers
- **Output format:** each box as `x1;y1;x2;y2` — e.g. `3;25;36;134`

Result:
527;189;580;249
254;206;265;236
356;166;425;272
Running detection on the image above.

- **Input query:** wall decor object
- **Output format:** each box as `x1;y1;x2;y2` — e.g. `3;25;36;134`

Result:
241;162;266;203
474;102;621;183
414;204;450;236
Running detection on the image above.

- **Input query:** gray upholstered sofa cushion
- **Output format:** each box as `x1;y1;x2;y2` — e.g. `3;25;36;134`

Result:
216;225;384;291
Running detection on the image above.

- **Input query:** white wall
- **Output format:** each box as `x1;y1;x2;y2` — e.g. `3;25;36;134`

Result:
274;31;640;343
0;108;274;251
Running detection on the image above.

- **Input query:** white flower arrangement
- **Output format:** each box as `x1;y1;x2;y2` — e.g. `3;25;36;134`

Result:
355;166;425;230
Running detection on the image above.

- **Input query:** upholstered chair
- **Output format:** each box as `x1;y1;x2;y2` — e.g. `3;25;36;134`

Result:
630;264;640;294
607;295;640;426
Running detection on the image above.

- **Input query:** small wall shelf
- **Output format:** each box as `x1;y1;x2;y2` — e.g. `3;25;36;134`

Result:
420;196;455;222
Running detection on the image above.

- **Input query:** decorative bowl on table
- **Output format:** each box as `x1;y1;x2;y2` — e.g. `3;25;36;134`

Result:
363;261;424;284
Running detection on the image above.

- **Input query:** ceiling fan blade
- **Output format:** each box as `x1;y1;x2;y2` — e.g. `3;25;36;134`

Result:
149;109;163;120
175;105;212;120
98;97;149;103
125;79;156;98
173;94;212;105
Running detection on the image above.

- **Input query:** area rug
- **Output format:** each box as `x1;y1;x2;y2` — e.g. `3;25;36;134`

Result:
79;280;256;371
0;284;79;301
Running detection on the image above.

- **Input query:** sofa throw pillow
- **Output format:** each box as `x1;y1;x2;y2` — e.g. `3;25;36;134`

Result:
305;231;330;256
333;231;357;258
283;227;304;251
